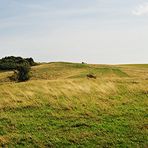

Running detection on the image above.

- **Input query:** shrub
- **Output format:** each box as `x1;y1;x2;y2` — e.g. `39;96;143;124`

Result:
0;56;36;70
16;63;30;82
25;58;36;66
0;56;36;82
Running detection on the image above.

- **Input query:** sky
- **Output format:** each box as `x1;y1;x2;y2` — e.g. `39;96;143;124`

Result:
0;0;148;64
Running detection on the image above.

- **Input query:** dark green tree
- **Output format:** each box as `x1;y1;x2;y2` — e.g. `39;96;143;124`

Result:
25;58;36;66
0;56;36;82
16;63;31;82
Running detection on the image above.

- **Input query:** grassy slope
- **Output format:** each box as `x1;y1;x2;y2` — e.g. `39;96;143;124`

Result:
0;62;148;147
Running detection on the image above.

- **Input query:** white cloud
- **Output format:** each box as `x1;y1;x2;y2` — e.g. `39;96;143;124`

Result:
132;2;148;16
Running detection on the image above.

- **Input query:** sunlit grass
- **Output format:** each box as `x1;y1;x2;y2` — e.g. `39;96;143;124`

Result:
0;62;148;147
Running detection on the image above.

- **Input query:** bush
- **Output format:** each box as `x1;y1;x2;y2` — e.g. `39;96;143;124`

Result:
0;56;36;70
0;56;35;82
25;58;36;66
16;64;30;82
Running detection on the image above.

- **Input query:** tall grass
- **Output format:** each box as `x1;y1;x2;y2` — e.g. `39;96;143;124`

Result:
0;63;147;147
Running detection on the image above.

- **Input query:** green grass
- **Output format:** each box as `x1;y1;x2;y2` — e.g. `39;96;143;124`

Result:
0;62;148;147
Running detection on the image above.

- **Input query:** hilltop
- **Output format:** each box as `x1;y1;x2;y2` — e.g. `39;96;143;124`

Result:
0;62;148;147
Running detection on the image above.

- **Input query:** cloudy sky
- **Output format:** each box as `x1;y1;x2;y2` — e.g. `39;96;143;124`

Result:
0;0;148;63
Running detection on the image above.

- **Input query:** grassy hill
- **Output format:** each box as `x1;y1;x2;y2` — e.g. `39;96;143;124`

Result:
0;62;148;147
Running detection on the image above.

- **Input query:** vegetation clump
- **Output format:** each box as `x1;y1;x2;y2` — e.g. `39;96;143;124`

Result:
87;74;97;79
16;63;31;82
0;56;36;82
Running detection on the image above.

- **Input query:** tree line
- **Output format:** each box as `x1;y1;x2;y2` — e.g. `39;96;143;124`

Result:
0;56;36;82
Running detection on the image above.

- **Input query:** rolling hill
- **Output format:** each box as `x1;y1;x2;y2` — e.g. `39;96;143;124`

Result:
0;62;148;147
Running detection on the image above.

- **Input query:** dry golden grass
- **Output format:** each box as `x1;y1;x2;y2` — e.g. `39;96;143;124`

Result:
0;63;147;111
0;62;147;147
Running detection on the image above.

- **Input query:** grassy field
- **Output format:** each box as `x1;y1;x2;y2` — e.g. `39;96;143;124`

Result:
0;62;148;147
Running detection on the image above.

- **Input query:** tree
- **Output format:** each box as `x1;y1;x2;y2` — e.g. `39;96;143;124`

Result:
25;58;36;66
16;63;30;82
0;56;36;82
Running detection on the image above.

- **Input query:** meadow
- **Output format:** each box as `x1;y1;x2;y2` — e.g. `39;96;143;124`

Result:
0;62;148;147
